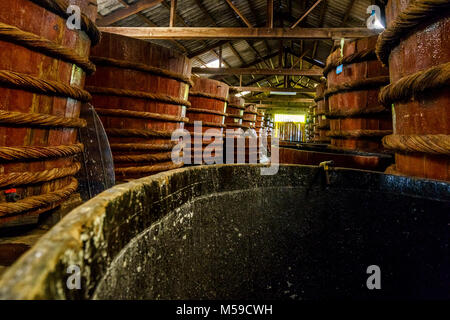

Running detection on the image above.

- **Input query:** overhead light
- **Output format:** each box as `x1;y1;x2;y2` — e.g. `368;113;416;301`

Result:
270;92;297;95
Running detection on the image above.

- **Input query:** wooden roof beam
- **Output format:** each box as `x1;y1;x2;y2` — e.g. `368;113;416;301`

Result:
97;0;163;26
291;0;323;29
192;68;323;76
231;86;315;93
225;0;253;28
99;27;380;40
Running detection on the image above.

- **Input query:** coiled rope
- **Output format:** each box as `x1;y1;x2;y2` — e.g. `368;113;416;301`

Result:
0;22;95;74
113;152;174;163
86;86;191;108
95;107;188;123
379;62;450;107
30;0;101;45
376;0;450;65
0;70;91;102
0;110;86;128
189;91;229;103
105;128;173;139
115;162;184;176
382;134;450;155
0;143;83;161
324;48;377;76
109;143;176;151
0;163;80;188
187;108;227;116
91;56;194;87
325;76;390;98
0;177;78;217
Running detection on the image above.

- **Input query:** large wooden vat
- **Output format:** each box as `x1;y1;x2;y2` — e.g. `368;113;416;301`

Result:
277;146;392;172
186;77;228;164
0;165;448;300
225;95;244;128
242;104;257;129
314;82;331;143
377;0;450;181
325;36;392;152
0;0;99;227
86;32;192;182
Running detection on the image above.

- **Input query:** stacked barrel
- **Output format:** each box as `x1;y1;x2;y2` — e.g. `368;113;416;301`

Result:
224;95;246;164
86;32;192;182
313;82;331;143
324;36;392;152
186;77;229;165
0;0;99;227
377;0;450;181
242;104;258;131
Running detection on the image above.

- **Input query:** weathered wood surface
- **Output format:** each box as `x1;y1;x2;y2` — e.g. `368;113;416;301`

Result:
86;32;191;181
0;0;97;227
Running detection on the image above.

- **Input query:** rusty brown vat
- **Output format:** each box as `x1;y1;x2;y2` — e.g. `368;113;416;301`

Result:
0;0;99;228
225;95;244;128
277;145;393;172
325;36;392;152
314;82;331;143
86;32;192;182
377;0;450;181
242;104;257;129
186;77;228;164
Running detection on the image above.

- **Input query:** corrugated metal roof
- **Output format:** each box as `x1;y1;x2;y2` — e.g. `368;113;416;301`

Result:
96;0;374;88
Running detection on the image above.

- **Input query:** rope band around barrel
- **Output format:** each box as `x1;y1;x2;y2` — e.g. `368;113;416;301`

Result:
0;110;86;128
0;177;78;217
189;91;229;103
95;107;188;123
30;0;101;45
115;162;184;176
226;114;243;119
382;134;450;155
327;129;392;138
324;48;377;76
110;143;176;151
113;152;174;164
379;62;450;107
0;163;80;188
0;23;95;74
325;76;390;98
106;128;173;139
0;143;83;161
326;105;390;119
91;56;193;87
187;108;226;117
187;121;226;128
376;0;450;65
244;110;258;115
86;86;191;108
227;104;245;110
0;70;91;102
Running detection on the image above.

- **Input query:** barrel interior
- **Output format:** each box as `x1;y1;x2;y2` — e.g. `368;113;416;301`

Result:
0;165;447;300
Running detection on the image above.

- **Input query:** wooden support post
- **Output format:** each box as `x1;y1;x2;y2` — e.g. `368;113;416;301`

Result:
169;0;177;27
267;0;274;28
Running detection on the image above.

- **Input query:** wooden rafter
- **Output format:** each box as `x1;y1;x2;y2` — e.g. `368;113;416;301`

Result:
97;0;163;26
290;0;323;29
231;86;315;93
192;68;322;76
99;27;380;40
224;0;253;28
